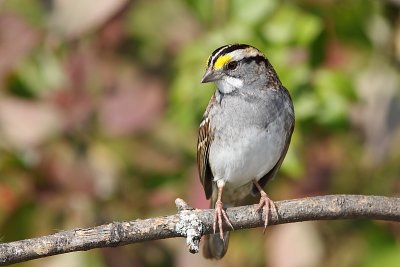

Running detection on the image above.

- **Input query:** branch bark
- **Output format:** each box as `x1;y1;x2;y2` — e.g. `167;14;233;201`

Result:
0;194;399;266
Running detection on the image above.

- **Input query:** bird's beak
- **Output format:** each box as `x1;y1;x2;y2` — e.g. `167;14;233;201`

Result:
201;68;222;83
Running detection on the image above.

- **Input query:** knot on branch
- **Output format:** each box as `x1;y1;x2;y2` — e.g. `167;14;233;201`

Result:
174;198;203;254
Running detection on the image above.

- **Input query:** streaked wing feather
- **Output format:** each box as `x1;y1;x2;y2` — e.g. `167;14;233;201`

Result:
197;116;213;199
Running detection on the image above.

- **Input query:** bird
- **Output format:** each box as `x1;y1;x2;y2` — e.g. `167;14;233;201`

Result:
197;44;295;259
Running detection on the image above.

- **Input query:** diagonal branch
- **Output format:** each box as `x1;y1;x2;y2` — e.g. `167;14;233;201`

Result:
0;195;399;266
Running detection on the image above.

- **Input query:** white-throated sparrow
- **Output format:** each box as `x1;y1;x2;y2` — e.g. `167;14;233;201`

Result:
197;44;295;259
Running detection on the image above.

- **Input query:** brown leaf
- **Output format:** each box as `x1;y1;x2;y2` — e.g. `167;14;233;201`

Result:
99;77;166;136
0;97;61;149
0;14;39;84
48;0;128;38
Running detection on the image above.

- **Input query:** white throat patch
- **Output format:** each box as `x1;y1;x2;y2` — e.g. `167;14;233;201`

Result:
216;76;243;94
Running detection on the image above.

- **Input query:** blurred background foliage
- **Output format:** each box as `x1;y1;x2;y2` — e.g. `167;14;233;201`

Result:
0;0;400;266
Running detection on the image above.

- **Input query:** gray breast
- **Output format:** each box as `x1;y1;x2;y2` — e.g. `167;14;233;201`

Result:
210;89;291;140
208;89;292;189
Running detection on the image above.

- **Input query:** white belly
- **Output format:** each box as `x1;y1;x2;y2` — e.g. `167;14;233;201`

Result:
209;124;285;188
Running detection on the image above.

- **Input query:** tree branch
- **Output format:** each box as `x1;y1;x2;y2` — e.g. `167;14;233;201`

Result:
0;194;399;266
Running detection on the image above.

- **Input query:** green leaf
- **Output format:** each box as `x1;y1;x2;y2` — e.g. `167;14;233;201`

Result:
313;69;354;126
262;4;322;45
231;0;277;25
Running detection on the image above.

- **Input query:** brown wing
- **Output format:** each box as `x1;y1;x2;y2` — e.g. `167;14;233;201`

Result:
252;117;295;195
197;116;213;199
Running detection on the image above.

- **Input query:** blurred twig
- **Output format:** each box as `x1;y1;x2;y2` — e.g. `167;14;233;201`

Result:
0;195;399;266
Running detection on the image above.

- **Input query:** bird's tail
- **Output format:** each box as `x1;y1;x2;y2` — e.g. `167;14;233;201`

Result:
203;231;229;259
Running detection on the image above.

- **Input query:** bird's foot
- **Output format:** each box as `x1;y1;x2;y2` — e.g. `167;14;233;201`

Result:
256;191;277;233
213;200;234;241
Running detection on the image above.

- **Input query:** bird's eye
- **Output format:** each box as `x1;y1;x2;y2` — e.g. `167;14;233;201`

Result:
226;61;238;70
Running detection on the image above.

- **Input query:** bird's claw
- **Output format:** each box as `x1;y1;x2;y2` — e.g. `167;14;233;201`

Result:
256;191;277;233
213;200;234;241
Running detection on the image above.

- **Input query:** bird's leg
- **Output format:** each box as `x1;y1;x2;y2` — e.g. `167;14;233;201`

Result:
253;180;277;233
214;180;234;241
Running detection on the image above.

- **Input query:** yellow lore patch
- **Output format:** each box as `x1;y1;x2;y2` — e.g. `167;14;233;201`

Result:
214;54;232;69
